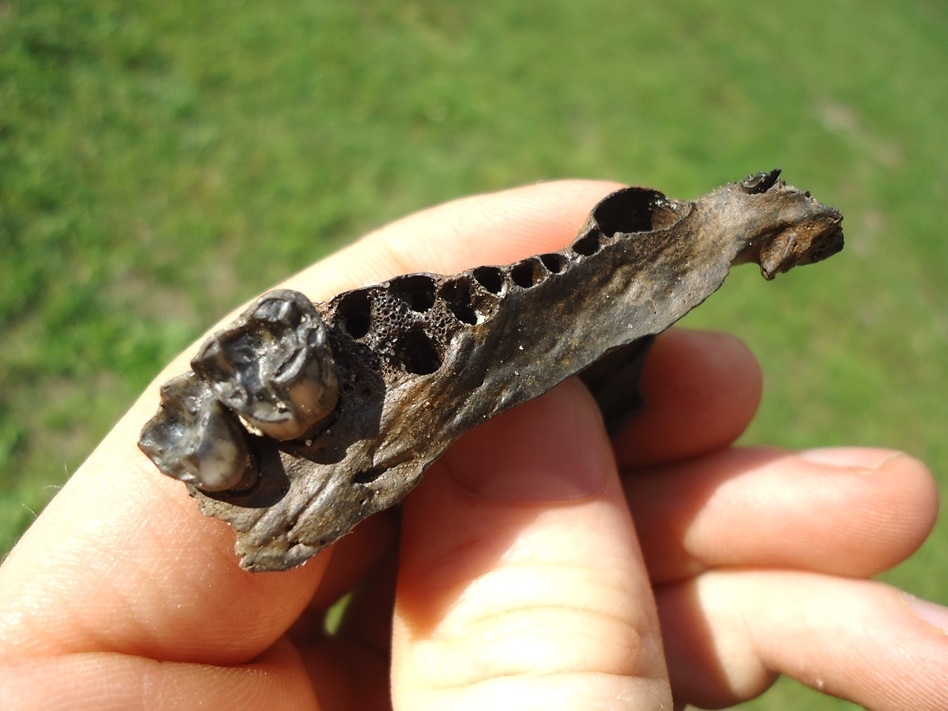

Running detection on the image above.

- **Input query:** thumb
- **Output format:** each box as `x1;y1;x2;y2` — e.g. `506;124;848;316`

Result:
392;378;672;710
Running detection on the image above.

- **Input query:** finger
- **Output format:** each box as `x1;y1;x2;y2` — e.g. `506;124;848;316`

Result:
391;379;673;709
0;637;317;711
613;329;762;469
625;447;938;583
0;180;621;663
293;549;399;711
0;438;327;664
335;544;399;658
298;636;392;711
658;570;948;710
286;508;397;645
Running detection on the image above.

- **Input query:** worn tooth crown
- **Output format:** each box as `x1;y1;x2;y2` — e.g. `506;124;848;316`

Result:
138;173;844;571
192;289;340;441
138;372;257;493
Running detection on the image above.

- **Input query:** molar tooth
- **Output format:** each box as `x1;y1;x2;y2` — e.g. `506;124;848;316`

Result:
192;289;340;441
139;372;257;492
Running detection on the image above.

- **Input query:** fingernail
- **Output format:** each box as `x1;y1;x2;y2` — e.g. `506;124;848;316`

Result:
798;447;904;470
447;380;609;501
904;594;948;635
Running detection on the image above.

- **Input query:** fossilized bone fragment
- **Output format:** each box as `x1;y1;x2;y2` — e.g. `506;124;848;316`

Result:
139;170;844;571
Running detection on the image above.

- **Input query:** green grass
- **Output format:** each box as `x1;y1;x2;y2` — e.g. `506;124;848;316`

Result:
2;1;946;707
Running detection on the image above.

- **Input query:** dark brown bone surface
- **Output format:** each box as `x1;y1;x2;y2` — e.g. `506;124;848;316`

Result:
139;170;844;571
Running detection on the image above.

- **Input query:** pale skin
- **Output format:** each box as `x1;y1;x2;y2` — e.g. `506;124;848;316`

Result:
1;181;946;710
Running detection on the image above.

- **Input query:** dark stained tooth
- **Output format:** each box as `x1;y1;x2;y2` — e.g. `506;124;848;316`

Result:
191;289;340;442
138;372;257;493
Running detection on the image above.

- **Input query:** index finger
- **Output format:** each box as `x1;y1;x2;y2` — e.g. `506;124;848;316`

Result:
0;180;621;664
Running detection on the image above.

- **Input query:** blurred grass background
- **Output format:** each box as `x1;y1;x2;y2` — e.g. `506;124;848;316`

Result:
1;1;945;707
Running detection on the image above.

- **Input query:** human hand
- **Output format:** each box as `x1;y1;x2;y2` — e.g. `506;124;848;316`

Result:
1;181;944;710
